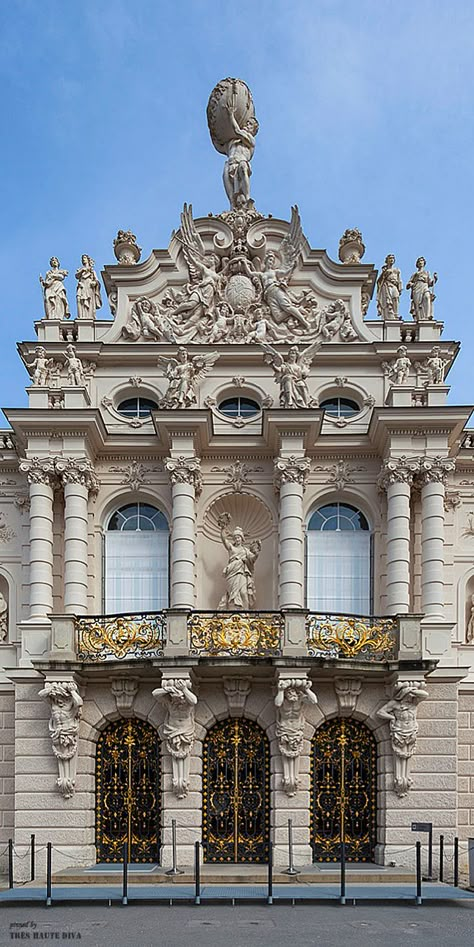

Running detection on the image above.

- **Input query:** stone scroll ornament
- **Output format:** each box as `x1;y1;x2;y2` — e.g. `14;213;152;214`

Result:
376;680;428;797
38;682;83;800
274;678;318;796
152;678;197;799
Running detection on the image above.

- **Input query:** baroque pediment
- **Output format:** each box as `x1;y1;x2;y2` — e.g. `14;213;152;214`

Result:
100;204;377;347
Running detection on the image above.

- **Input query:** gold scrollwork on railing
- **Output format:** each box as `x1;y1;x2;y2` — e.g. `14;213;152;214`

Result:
189;612;282;656
306;614;396;661
77;613;166;662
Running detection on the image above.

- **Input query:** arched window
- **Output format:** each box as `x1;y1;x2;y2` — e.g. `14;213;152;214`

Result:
307;502;371;614
105;502;169;613
320;397;360;419
117;397;158;419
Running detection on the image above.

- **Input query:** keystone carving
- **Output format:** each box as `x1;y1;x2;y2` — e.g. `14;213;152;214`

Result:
223;678;251;716
111;679;138;717
334;678;362;716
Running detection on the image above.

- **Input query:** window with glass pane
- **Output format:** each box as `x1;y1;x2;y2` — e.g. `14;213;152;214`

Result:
218;397;260;418
117;397;158;418
307;503;371;614
105;503;169;613
320;397;360;419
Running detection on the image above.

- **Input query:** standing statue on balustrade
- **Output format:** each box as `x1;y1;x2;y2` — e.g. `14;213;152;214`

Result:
39;257;71;320
406;257;437;321
376;254;403;320
75;254;102;320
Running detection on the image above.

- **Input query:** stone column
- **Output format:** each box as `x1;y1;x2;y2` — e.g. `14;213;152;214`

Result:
56;459;98;615
418;457;454;621
165;456;201;609
19;459;57;619
378;458;417;615
274;455;310;609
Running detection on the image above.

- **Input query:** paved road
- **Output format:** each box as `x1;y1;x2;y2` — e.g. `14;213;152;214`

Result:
1;902;474;947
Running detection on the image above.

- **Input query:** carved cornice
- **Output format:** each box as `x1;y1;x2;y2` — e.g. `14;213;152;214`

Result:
273;455;311;492
165;456;202;495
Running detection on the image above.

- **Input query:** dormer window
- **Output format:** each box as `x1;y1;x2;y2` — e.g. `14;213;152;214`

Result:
218;397;260;419
320;397;360;419
117;397;158;419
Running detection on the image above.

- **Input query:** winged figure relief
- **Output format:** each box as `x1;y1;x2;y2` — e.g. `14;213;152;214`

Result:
259;206;314;332
172;204;222;327
157;347;219;409
262;340;321;408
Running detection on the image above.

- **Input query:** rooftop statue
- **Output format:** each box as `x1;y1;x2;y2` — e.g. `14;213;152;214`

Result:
207;78;259;210
39;257;71;320
406;257;438;322
376;254;402;320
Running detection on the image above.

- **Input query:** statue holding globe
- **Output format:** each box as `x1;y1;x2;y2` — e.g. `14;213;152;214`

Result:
207;78;259;209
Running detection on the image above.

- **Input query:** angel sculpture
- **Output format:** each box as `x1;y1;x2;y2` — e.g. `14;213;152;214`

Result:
123;296;176;342
260;207;310;332
171;204;222;328
158;347;219;409
262;341;321;408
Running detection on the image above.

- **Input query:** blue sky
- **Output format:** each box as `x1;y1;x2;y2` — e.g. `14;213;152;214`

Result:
1;0;474;413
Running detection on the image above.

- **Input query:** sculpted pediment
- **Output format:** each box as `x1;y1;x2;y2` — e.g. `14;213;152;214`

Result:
100;204;377;346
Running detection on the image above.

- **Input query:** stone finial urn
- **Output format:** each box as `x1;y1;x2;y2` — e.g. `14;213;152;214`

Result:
338;228;365;264
113;230;142;265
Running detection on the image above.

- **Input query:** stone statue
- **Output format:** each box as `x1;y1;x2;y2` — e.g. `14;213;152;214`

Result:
467;594;474;643
319;299;351;340
152;677;197;798
262;341;320;408
28;346;57;387
39;257;71;320
383;345;412;385
0;591;8;641
65;344;85;386
217;512;261;610
259;208;311;331
275;678;318;796
422;346;447;385
377;680;428;796
207;78;258;208
157;347;219;409
174;204;222;325
376;254;403;320
123;296;176;342
75;254;102;320
406;257;438;321
38;681;83;799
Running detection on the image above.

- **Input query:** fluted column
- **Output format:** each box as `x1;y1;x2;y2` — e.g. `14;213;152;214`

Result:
378;459;417;615
19;459;56;619
274;455;310;609
56;459;98;615
165;456;201;609
418;457;454;621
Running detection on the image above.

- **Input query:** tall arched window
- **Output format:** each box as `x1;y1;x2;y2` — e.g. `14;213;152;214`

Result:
307;502;372;614
105;503;169;613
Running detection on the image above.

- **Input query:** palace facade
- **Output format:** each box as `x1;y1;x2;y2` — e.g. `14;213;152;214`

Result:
0;78;473;878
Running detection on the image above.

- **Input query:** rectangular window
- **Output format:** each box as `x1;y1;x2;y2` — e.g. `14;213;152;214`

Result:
105;532;169;613
307;531;371;614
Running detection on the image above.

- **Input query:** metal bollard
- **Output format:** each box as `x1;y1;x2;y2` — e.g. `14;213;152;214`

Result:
439;835;444;883
46;842;52;907
194;841;201;905
122;842;128;906
166;819;184;875
283;819;299;876
340;839;346;905
415;841;422;905
267;841;273;905
8;839;13;889
30;834;35;883
454;837;459;888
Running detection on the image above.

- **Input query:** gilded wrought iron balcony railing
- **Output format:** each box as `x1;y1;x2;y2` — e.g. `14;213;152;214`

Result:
305;612;397;662
188;611;282;657
76;611;166;662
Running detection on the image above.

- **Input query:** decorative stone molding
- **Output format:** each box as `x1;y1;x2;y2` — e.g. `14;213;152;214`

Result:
444;490;461;512
211;460;263;493
165;456;202;495
377;456;419;491
223;678;251;716
274;675;318;796
334;678;362;716
38;681;83;800
0;513;15;543
314;459;365;490
377;680;428;797
417;456;455;486
111;679;138;717
273;455;310;492
152;676;197;799
19;457;57;486
110;460;163;492
55;458;99;495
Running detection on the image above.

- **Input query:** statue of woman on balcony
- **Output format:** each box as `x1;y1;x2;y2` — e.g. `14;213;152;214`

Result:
217;512;261;610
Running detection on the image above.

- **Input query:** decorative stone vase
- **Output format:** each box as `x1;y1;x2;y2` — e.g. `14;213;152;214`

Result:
338;228;365;264
113;230;142;265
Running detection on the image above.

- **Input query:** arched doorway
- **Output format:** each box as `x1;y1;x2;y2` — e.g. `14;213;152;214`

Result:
311;718;377;862
96;719;161;863
202;718;270;863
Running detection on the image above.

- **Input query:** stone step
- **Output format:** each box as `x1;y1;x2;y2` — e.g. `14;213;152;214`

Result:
51;864;415;886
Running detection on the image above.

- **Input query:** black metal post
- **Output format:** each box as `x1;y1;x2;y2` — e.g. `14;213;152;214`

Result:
454;837;459;888
46;842;52;907
8;839;13;889
415;841;422;905
439;834;444;883
122;842;128;905
340;839;346;905
267;841;273;905
194;841;201;905
166;818;183;875
30;834;35;883
282;819;299;876
427;825;433;881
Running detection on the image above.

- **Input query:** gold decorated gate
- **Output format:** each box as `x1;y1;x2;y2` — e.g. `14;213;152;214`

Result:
96;719;161;863
202;719;270;863
311;718;377;862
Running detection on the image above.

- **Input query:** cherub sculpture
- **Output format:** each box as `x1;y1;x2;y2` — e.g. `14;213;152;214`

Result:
262;340;321;408
28;346;57;387
157;347;219;409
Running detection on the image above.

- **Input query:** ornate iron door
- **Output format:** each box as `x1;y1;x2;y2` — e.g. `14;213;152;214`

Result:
311;718;377;862
203;718;270;863
96;719;161;863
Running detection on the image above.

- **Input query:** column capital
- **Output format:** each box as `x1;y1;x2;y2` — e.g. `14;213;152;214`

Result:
55;457;99;495
377;456;419;491
273;455;310;493
19;457;57;487
165;455;202;495
417;455;455;486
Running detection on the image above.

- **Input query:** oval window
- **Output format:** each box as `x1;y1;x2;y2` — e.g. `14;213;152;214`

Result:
117;397;158;418
218;397;260;419
320;397;360;419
